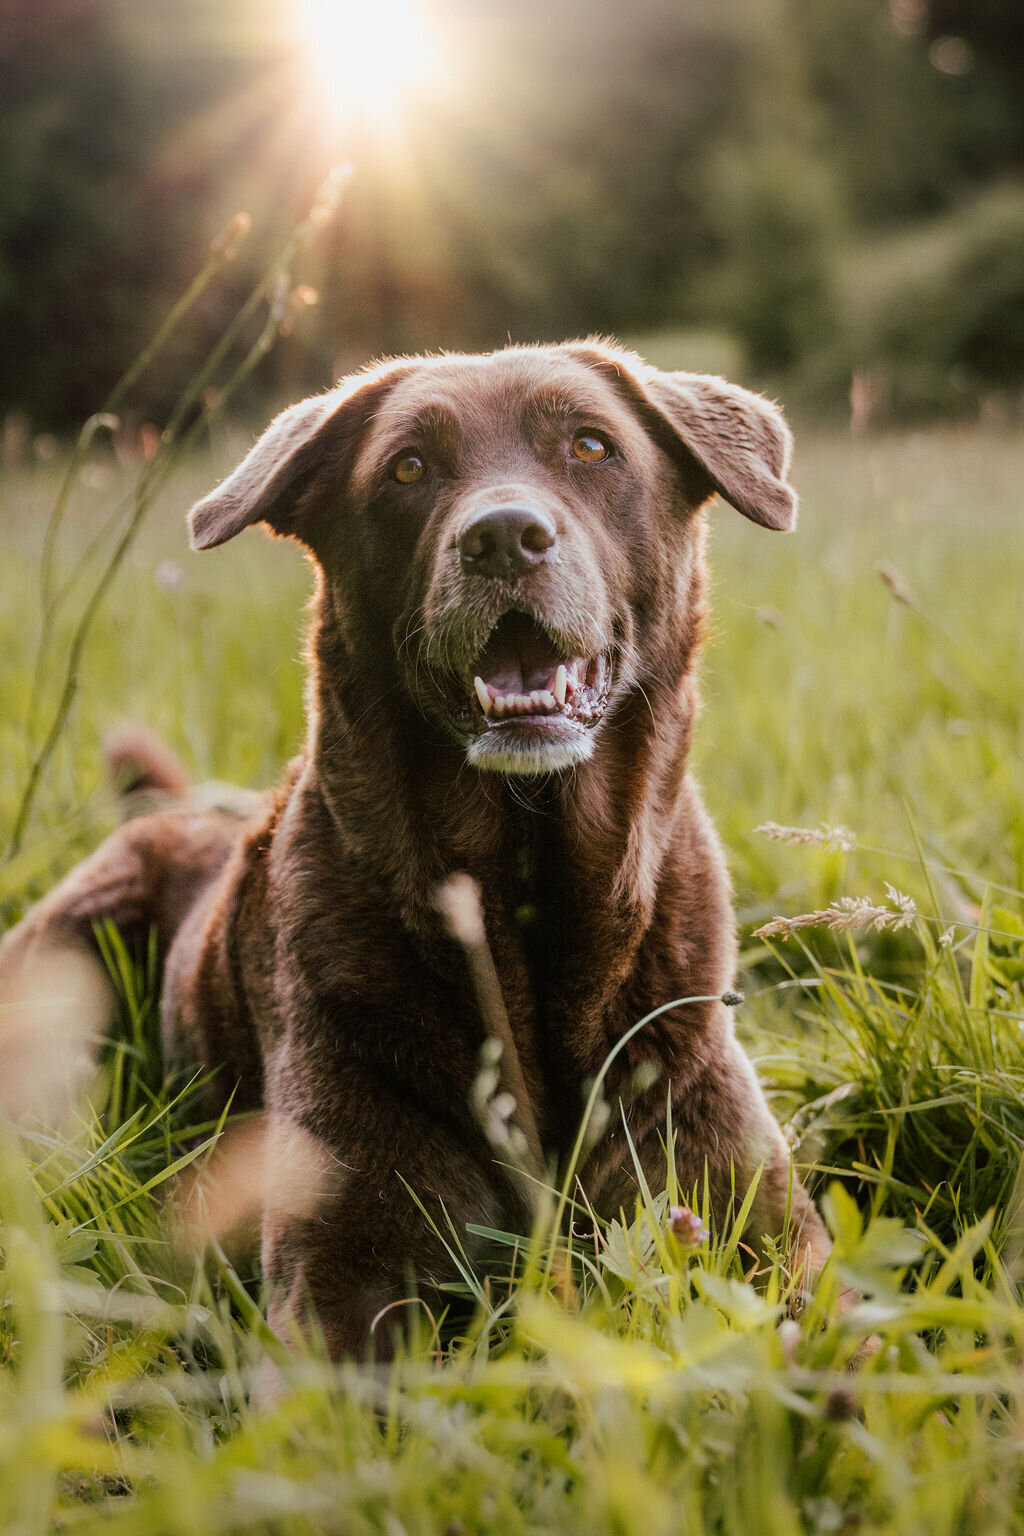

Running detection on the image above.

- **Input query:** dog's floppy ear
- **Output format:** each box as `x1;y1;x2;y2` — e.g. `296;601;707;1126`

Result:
188;366;401;551
641;370;797;532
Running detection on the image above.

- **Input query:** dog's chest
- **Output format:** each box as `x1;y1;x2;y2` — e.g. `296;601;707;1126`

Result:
269;783;677;1151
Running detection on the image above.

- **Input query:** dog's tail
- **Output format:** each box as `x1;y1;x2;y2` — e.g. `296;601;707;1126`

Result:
104;723;190;818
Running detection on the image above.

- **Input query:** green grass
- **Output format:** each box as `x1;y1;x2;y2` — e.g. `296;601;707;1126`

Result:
0;424;1023;1532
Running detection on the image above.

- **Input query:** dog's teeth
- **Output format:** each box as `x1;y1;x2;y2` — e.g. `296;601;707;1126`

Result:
530;691;545;709
474;676;492;717
553;664;567;706
539;690;556;710
493;694;506;716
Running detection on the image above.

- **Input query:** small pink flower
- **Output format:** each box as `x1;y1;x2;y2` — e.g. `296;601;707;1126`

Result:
155;560;184;591
668;1205;709;1246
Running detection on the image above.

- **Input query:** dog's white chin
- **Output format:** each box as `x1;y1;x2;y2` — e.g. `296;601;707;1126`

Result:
466;724;595;776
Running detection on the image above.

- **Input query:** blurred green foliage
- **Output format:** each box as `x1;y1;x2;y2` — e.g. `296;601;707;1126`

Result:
867;189;1024;415
0;0;1022;429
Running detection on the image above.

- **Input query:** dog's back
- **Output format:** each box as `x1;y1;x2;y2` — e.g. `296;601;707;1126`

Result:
0;730;265;1119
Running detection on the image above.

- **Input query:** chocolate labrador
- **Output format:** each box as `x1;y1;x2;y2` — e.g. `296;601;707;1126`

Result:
1;341;832;1356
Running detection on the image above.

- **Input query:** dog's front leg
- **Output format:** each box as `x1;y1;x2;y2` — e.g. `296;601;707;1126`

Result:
583;1033;833;1287
257;1062;517;1366
715;1041;835;1288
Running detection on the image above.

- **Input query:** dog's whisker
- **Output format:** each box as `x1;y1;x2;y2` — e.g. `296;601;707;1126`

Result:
633;682;660;742
396;613;430;665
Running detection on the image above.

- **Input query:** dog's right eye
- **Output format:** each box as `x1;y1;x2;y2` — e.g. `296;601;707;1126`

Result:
571;431;611;463
393;453;426;485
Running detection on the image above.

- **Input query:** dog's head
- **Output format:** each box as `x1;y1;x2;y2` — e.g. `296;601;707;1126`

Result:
189;342;795;776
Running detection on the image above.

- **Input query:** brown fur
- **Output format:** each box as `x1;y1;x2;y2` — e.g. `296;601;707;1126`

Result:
0;341;832;1358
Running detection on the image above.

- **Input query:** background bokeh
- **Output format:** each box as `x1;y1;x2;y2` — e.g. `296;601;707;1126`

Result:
1;0;1023;435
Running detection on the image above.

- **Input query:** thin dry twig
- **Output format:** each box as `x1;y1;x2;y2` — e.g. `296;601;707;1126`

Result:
876;561;917;607
436;873;545;1187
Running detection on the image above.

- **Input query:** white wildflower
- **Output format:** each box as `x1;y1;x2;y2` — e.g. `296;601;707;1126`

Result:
755;821;857;854
754;886;920;941
883;883;918;926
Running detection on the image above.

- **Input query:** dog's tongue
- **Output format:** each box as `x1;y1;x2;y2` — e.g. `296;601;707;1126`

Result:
475;612;563;695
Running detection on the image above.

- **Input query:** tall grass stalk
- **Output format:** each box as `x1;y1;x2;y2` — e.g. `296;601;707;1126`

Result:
9;166;351;862
35;212;253;631
0;1114;62;1535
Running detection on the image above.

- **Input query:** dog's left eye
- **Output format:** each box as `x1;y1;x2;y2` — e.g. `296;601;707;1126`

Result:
393;453;426;484
571;431;611;463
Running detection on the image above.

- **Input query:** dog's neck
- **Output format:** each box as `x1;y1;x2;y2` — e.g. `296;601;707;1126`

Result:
308;597;701;950
302;587;719;1120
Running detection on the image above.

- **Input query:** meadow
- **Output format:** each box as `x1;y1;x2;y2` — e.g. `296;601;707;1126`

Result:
0;417;1023;1534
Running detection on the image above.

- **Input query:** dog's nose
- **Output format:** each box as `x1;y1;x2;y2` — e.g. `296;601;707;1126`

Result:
458;504;558;579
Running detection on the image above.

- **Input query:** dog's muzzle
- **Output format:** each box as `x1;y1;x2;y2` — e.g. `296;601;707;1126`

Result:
461;610;613;776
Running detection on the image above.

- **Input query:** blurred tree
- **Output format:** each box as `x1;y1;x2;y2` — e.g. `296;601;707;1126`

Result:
697;142;842;373
922;0;1024;167
0;0;1021;428
0;0;306;428
794;0;1017;220
866;190;1024;414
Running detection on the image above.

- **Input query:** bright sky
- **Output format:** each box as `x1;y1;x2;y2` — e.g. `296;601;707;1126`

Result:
292;0;450;135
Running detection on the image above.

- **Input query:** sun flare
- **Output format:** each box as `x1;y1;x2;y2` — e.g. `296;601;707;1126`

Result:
293;0;447;133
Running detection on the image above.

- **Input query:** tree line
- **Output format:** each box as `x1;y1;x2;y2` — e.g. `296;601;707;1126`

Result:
1;0;1022;432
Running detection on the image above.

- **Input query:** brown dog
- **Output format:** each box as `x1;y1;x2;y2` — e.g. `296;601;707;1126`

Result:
1;341;832;1356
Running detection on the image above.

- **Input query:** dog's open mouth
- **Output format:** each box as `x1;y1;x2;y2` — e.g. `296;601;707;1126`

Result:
468;611;611;728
